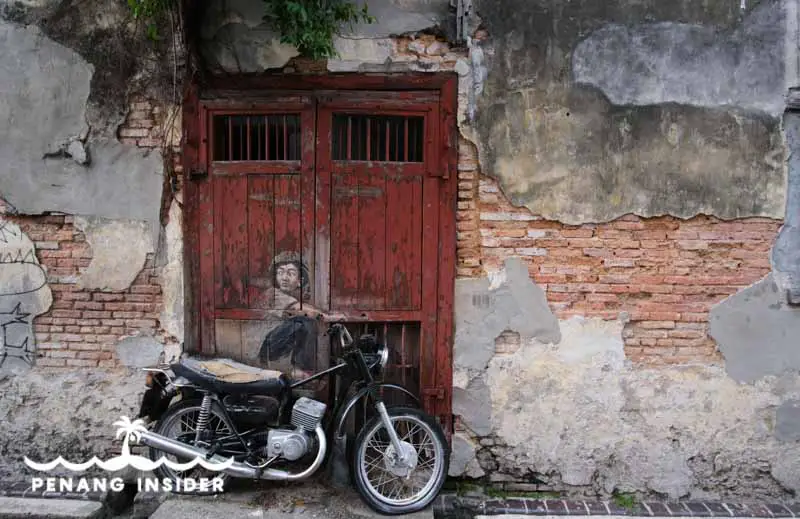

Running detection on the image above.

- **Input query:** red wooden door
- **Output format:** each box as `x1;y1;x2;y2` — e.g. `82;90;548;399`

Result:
191;86;456;428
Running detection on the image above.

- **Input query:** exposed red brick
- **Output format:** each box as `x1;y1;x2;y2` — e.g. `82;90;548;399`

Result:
472;175;780;365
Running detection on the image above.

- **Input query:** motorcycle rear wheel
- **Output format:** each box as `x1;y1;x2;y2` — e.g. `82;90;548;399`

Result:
148;398;234;494
352;406;449;515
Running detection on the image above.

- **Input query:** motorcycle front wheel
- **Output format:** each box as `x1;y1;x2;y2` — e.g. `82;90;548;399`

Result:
352;406;449;515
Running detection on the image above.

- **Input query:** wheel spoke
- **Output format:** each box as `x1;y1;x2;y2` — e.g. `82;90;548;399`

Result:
358;413;444;507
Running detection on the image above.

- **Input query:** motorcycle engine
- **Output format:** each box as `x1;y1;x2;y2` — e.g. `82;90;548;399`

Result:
266;429;309;461
264;397;327;462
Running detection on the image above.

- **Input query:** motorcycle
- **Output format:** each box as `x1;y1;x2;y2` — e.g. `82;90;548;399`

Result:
135;319;450;515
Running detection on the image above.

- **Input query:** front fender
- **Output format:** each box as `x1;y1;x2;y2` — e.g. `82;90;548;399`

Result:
332;383;420;439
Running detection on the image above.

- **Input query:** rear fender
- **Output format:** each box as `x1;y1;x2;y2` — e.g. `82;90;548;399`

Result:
138;370;195;423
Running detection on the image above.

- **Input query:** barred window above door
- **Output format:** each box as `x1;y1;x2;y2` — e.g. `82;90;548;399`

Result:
212;114;301;161
332;114;424;163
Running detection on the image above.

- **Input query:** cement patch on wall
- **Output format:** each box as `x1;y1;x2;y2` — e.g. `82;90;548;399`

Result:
338;0;450;39
74;216;155;292
0;367;142;481
473;85;785;224
452;261;800;499
709;274;800;384
158;199;184;344
470;0;787;224
200;0;299;74
572;0;785;117
0;21;164;226
772;110;800;303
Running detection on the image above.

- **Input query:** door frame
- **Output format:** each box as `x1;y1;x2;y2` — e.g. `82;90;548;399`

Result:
181;73;458;430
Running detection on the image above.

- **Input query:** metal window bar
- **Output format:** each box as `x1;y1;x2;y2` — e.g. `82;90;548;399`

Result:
211;114;301;161
332;114;424;163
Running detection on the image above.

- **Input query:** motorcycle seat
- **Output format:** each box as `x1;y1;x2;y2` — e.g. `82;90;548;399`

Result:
172;357;287;396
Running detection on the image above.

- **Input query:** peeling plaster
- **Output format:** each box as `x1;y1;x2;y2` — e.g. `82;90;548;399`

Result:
452;259;800;499
115;335;163;368
470;0;787;224
709;274;800;384
572;1;785;117
200;0;299;73
337;0;450;39
327;37;394;72
0;20;164;226
74;216;155;292
772;110;800;303
158;199;184;343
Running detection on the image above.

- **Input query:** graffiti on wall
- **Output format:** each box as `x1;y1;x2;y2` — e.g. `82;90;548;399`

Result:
0;218;53;372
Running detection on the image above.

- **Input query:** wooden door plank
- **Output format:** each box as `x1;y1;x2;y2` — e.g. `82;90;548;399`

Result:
300;107;317;311
183;82;201;354
273;174;304;306
214;319;243;360
197;104;216;355
331;172;359;309
315;108;332;312
356;171;387;310
435;77;458;434
247;175;275;308
386;175;423;310
214;176;249;309
419;109;440;415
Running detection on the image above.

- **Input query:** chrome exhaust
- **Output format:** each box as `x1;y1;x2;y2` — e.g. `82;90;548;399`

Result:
138;426;327;481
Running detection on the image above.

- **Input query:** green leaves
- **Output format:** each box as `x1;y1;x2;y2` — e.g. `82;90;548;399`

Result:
263;0;375;60
127;0;168;41
125;0;376;53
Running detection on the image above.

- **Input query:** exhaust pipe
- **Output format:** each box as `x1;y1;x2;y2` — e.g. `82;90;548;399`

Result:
138;426;327;481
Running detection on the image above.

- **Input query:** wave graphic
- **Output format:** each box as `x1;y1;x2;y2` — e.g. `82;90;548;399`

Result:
23;415;236;474
24;453;236;473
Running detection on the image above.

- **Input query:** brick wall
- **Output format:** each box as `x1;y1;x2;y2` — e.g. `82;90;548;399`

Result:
471;173;780;364
1;97;173;370
12;215;165;369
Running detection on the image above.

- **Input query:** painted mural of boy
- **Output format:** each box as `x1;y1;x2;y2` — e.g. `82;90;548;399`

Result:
257;251;345;380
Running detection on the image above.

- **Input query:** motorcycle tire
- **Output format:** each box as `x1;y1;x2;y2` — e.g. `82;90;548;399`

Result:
351;406;449;515
148;398;233;494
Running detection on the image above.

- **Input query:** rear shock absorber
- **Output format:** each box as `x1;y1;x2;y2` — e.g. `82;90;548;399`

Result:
194;393;212;444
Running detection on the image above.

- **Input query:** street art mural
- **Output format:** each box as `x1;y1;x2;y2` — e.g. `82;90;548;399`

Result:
258;251;320;380
0;218;53;373
214;250;334;389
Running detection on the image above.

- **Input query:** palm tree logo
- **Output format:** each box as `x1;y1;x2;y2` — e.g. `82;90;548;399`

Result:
113;416;147;458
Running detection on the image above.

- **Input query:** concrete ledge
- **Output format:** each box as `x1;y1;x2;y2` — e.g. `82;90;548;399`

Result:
0;497;103;519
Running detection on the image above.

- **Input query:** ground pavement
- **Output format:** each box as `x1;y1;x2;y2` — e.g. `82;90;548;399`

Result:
1;477;799;519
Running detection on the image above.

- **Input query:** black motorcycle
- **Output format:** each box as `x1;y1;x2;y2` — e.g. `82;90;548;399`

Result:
136;319;450;515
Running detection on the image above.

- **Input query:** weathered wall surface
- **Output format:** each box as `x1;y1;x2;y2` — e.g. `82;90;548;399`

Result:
451;258;800;500
469;0;789;224
0;368;143;481
0;0;184;372
444;0;800;501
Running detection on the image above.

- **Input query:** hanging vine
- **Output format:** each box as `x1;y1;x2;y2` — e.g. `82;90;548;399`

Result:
126;0;374;59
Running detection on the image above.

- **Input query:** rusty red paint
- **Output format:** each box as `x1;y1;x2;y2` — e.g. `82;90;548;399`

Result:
247;176;275;308
187;77;456;433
